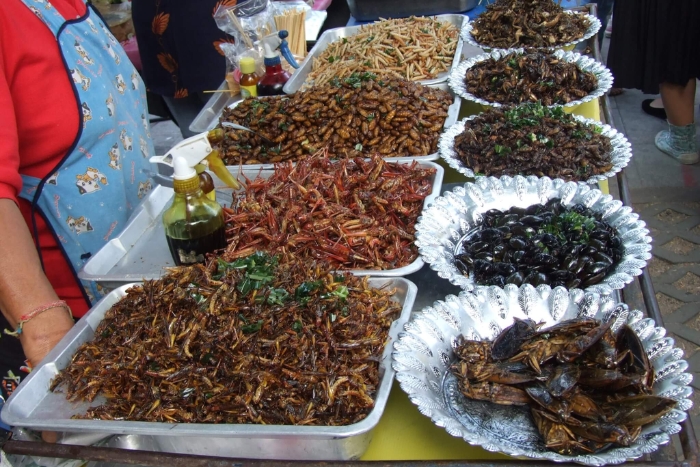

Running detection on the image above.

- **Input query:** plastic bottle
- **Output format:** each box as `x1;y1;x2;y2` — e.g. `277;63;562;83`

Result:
163;156;226;266
239;57;258;99
258;31;299;96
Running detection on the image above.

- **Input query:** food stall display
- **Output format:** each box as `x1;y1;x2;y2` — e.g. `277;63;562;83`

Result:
283;14;467;94
438;103;633;182
448;48;613;111
220;154;437;271
53;253;401;425
217;75;453;164
392;287;692;464
2;2;696;466
414;178;651;295
461;0;600;50
304;16;459;87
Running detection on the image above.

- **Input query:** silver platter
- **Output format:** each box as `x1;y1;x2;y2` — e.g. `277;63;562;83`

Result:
447;48;613;110
461;11;601;52
439;113;633;184
414;177;652;295
392;285;693;466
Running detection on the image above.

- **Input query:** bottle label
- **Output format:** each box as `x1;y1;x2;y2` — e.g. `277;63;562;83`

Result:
241;85;258;98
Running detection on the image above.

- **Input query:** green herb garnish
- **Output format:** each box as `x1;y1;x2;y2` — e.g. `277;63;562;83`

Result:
241;320;264;334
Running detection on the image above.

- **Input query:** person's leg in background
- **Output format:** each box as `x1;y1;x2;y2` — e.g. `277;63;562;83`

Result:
162;93;212;139
595;0;614;48
655;78;698;164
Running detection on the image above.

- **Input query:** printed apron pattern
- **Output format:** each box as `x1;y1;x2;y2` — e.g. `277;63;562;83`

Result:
18;0;156;304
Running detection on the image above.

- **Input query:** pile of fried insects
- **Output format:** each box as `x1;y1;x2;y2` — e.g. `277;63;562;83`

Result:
470;0;591;49
217;73;451;164
464;52;598;106
50;252;401;425
452;103;613;181
452;318;676;455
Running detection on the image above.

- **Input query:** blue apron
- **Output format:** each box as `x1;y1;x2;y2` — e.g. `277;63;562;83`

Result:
18;0;156;305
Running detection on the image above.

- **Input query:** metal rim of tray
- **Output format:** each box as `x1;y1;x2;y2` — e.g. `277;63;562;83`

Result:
461;11;601;52
447;47;613;110
438;112;633;184
414;176;652;295
392;285;692;466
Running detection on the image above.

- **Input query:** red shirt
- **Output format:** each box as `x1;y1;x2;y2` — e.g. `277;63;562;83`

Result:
0;0;90;317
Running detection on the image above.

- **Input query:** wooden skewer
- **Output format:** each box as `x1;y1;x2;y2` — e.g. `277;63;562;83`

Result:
203;89;239;93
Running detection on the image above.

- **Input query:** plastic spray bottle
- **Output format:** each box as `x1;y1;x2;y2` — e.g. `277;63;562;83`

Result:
150;131;242;265
258;30;300;96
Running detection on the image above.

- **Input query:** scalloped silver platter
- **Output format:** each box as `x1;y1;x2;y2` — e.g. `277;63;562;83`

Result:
414;177;651;295
447;48;613;110
392;285;693;466
461;11;601;53
438;113;633;184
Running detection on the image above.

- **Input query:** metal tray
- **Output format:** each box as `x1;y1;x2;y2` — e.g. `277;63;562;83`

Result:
190;83;462;164
1;277;418;461
282;14;467;94
77;160;444;290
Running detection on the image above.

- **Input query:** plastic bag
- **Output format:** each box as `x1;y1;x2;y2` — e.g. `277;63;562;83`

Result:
214;0;276;96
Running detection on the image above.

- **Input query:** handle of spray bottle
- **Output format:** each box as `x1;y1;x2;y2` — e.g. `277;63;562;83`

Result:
204;129;242;191
205;151;242;191
278;30;300;69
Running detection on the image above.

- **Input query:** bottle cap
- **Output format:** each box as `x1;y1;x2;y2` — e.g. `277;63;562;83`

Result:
264;55;281;67
240;57;256;74
173;156;197;180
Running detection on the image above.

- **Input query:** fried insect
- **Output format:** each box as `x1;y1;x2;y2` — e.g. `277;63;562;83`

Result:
452;103;613;181
305;16;459;88
221;151;435;271
50;252;401;425
464;52;598;106
217;74;452;165
470;0;591;49
451;319;677;455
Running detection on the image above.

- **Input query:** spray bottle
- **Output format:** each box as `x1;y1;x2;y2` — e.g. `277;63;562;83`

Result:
150;131;241;265
258;30;300;96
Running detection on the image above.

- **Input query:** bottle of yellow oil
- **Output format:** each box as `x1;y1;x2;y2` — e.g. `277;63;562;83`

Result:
163;156;226;265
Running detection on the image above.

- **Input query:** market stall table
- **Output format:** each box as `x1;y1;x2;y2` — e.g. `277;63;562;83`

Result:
2;3;697;466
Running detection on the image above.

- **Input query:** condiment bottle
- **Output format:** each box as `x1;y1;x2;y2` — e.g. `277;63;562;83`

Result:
163;156;226;266
239;57;258;98
258;30;300;96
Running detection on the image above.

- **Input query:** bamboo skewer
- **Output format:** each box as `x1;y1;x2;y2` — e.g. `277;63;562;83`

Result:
227;9;254;49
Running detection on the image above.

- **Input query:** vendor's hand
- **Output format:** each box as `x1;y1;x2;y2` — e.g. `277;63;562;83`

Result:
19;307;75;368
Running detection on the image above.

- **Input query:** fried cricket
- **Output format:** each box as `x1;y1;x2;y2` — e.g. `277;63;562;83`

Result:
50;252;401;425
222;151;436;270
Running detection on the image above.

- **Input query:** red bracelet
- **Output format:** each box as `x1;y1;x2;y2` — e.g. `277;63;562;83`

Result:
4;300;73;337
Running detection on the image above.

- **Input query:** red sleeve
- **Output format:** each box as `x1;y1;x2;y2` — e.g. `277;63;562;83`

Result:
0;42;23;204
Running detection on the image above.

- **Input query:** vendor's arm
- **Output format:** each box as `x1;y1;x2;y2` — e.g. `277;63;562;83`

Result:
0;48;74;366
0;200;75;366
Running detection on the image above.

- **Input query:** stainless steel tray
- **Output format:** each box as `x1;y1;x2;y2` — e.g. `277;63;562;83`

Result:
282;14;467;94
1;277;418;461
77;161;444;290
190;83;462;163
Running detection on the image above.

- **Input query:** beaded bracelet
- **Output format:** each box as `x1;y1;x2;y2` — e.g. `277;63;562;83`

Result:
4;300;73;337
